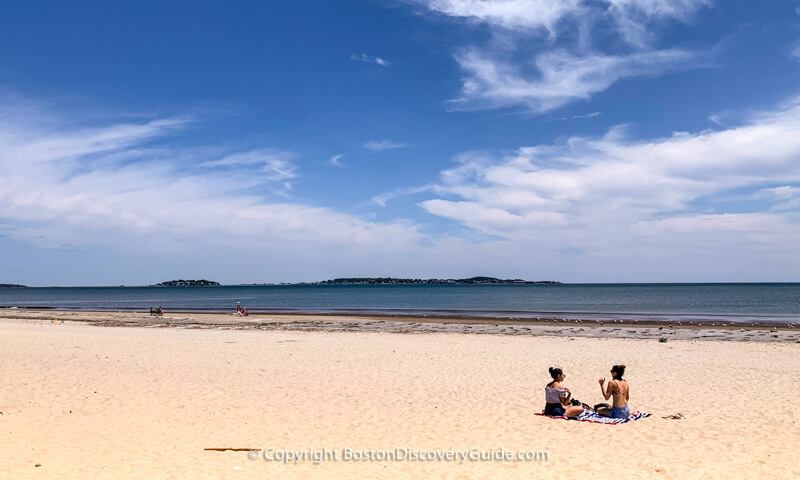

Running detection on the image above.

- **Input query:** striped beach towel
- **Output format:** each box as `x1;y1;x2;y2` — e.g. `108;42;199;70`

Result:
538;408;650;424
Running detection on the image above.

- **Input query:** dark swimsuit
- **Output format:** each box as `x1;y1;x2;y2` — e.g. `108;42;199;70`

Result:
544;402;566;416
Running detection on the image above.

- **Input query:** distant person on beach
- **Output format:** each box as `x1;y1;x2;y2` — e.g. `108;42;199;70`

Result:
597;364;630;418
236;302;241;313
544;367;585;417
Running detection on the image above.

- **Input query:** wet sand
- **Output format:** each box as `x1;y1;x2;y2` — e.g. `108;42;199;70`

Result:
2;309;799;343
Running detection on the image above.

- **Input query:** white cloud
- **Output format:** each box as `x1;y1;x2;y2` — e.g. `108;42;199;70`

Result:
793;46;800;58
708;113;724;126
604;0;710;19
605;0;712;48
416;0;711;112
202;149;297;182
632;213;794;234
453;48;693;112
560;111;601;120
421;0;709;40
630;213;800;252
755;185;800;211
363;140;410;151
329;154;346;167
0;97;424;257
760;185;800;200
372;185;434;207
350;53;392;67
424;0;583;35
419;97;800;256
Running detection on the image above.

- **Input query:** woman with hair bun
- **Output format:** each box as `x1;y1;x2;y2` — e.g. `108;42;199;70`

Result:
544;367;585;417
597;364;630;418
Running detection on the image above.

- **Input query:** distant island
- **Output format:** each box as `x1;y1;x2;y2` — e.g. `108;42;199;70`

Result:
297;277;560;285
0;283;27;288
149;277;559;287
152;279;221;287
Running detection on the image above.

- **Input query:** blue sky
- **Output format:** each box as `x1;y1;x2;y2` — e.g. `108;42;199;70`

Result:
1;0;799;285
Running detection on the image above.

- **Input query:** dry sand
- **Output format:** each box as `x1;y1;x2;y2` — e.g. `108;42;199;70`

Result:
1;313;799;479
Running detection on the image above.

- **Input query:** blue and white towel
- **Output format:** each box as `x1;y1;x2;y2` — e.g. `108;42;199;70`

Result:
539;408;650;424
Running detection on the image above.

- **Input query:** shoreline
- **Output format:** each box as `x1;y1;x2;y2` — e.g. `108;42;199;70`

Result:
2;309;799;343
3;306;799;327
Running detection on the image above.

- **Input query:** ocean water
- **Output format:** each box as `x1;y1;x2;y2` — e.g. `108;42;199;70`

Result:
1;283;798;324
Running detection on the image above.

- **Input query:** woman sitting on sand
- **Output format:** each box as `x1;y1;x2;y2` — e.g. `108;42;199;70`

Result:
544;367;585;417
597;364;630;418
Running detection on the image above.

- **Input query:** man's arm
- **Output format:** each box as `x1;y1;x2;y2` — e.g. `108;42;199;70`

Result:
599;378;611;400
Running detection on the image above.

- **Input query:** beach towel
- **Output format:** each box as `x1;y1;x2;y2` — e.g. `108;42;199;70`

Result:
538;408;650;424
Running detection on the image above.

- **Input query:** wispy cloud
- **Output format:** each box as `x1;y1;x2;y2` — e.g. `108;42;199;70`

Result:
420;96;800;255
755;185;800;211
708;113;724;126
202;149;297;182
758;185;800;201
422;0;710;42
363;140;410;151
605;0;712;48
350;53;392;67
416;0;711;113
560;111;601;121
329;154;346;167
423;0;583;35
372;185;434;207
0;95;424;256
452;48;694;113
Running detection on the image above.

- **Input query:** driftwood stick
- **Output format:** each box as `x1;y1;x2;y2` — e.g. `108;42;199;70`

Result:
204;448;258;452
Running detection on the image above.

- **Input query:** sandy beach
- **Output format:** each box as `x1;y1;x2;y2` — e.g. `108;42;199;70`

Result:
2;312;799;479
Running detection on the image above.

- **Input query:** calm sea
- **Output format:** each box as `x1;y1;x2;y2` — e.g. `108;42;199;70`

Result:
1;283;798;324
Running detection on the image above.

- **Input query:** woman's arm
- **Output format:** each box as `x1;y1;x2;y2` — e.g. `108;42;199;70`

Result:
559;387;572;406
